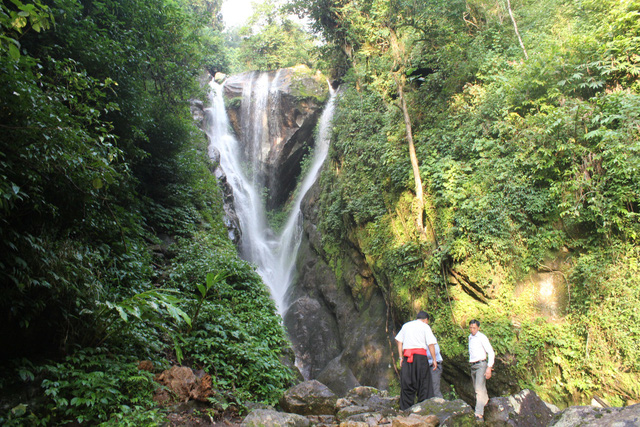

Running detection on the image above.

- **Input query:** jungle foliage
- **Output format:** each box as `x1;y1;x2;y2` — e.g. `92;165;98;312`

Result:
224;0;319;73
0;0;292;424
294;0;640;407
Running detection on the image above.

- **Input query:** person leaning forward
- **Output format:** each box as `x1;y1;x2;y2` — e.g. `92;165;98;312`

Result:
395;310;438;410
468;319;495;422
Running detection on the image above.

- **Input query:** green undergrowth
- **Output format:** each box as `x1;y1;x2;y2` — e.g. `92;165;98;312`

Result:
0;0;294;424
315;0;640;407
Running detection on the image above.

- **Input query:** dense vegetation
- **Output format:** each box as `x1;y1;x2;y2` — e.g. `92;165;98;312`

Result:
0;0;292;424
2;0;639;422
291;0;640;407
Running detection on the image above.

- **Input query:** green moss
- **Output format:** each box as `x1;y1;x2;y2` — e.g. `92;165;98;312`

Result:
288;65;329;103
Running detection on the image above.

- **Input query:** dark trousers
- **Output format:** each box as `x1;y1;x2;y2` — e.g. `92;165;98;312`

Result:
400;354;434;410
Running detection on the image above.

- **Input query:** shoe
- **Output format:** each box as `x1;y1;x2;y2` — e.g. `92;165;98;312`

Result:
475;414;484;423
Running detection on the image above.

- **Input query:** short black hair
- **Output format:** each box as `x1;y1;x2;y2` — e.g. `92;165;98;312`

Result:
469;319;480;327
416;311;428;319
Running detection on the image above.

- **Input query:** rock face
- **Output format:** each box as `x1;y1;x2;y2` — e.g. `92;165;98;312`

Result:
222;65;329;210
284;179;395;392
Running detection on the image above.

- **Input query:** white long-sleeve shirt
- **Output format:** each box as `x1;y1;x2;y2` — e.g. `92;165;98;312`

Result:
468;331;495;367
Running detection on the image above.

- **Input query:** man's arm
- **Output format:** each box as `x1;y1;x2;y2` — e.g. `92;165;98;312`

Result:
428;343;438;370
396;340;403;360
483;335;495;379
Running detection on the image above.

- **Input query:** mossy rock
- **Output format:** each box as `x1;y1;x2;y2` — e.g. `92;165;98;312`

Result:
288;64;329;103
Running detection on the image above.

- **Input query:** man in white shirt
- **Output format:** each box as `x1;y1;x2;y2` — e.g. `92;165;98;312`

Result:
395;311;438;410
468;319;495;421
424;314;444;398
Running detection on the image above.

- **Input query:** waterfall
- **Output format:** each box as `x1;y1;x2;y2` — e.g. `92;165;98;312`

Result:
205;73;337;313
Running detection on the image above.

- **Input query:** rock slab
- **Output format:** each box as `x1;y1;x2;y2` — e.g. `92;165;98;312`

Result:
279;380;338;416
484;388;557;426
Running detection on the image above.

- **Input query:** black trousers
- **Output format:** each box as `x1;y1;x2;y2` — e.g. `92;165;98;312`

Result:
400;354;434;410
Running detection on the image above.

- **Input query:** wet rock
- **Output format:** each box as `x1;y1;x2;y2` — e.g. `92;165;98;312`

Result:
241;409;310;427
316;356;361;397
283;296;341;380
222;67;329;210
279;380;338;416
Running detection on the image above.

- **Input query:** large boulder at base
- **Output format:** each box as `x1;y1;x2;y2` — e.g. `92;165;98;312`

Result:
316;355;361;396
241;409;310;427
484;389;557;426
549;403;640;426
279;380;338;415
392;414;439;427
408;397;473;425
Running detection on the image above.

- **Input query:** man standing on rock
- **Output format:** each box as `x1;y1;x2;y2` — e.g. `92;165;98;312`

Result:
424;314;444;398
395;311;438;410
468;319;495;422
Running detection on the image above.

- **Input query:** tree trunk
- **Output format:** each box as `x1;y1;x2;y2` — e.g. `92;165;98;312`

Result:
387;27;429;240
506;0;529;60
394;74;428;240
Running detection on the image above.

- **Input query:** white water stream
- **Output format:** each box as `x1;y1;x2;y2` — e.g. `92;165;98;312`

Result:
205;73;337;313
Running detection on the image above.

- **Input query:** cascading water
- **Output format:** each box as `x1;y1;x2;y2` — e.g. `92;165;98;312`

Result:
205;73;337;313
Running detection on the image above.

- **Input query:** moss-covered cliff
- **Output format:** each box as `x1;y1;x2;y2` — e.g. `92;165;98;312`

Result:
298;0;640;408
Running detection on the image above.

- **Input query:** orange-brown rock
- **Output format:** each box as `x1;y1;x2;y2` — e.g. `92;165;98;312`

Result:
155;366;213;403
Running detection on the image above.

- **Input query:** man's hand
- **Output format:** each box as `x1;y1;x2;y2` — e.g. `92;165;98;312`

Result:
485;366;492;379
432;361;438;371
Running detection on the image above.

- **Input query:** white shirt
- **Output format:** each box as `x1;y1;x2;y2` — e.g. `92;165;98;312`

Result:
468;331;495;367
427;342;443;364
395;319;437;350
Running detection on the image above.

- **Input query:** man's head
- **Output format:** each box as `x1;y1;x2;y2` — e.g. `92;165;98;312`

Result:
469;319;480;335
417;311;429;323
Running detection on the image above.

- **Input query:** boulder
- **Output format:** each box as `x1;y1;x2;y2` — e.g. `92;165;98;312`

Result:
549;402;640;426
316;356;361;397
336;386;399;419
279;380;338;416
340;412;387;426
484;389;557;426
392;414;439;427
283;296;342;380
241;409;310;427
408;397;473;425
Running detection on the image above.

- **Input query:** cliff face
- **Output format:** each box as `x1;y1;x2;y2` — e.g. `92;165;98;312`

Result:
283;180;396;395
223;66;328;210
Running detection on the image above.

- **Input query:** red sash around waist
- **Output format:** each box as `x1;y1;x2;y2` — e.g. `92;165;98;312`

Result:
403;348;427;363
